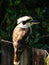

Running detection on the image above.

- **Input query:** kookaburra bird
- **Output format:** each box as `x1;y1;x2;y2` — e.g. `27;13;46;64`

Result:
12;16;40;65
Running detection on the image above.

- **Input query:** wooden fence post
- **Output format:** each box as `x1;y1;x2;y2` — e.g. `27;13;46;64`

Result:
1;40;48;65
32;48;48;65
20;47;32;65
20;47;48;65
1;41;14;65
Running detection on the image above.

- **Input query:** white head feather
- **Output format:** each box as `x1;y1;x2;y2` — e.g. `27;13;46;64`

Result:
17;16;32;24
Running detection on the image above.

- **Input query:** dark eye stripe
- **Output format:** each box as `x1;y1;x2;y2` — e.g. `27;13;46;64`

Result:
22;19;31;24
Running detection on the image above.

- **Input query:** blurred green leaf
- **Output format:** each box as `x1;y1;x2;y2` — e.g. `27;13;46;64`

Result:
7;9;13;14
35;32;40;37
34;37;39;43
42;44;49;50
15;0;21;5
47;27;49;32
9;0;13;6
0;50;1;53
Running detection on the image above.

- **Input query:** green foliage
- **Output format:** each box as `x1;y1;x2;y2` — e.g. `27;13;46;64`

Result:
0;0;49;49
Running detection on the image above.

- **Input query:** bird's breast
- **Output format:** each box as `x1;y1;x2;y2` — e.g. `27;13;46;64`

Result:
12;27;30;43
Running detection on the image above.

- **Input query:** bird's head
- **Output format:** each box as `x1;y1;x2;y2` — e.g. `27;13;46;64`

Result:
17;16;40;28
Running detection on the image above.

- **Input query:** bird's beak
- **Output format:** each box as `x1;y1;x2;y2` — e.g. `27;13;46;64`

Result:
30;19;40;25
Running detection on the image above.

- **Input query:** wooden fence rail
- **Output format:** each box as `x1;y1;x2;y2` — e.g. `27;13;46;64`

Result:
1;40;48;65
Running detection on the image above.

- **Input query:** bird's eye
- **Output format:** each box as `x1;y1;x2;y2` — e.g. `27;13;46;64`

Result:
22;21;26;24
22;19;31;25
